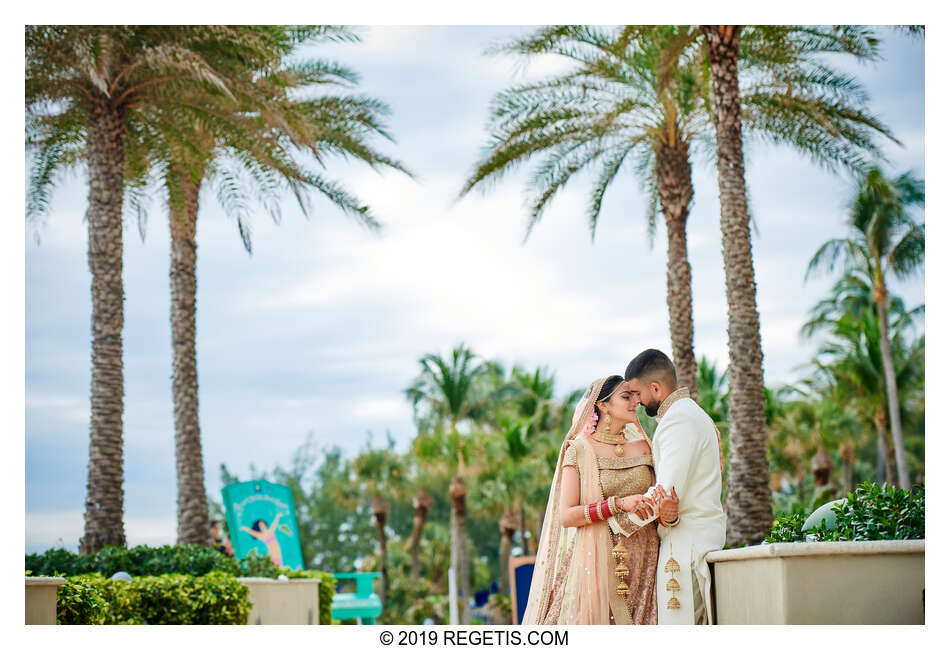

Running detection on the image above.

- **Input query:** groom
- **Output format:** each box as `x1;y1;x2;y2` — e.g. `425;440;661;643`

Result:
625;349;726;625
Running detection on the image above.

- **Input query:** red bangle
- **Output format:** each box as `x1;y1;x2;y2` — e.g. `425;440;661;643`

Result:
599;500;611;520
589;503;602;522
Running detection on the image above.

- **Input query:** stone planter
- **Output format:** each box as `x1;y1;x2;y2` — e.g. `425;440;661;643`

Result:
707;540;924;624
26;577;65;625
237;577;321;625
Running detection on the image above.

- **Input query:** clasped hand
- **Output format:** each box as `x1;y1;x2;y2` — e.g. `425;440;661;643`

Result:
617;485;679;522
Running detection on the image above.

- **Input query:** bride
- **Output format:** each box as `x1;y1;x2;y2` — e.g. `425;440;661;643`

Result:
522;376;672;624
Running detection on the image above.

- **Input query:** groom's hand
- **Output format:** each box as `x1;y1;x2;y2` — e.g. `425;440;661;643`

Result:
656;486;679;523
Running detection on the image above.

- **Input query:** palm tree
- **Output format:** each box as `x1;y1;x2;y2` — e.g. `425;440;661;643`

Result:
699;24;775;545
806;167;924;488
405;488;434;580
463;26;894;407
405;344;494;624
802;268;923;484
699;24;901;544
810;303;924;488
354;435;407;609
461;26;711;396
131;26;409;545
26;26;290;554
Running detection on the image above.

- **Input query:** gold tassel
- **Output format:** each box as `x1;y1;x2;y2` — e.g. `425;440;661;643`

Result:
614;562;629;580
616;581;630;598
667;596;681;610
611;540;627;562
664;556;681;573
665;577;680;593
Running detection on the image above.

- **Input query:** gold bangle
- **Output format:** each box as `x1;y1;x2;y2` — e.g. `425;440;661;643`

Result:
584;504;592;524
608;496;619;516
661;516;680;528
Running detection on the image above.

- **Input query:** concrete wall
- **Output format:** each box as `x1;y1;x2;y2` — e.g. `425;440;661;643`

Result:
237;578;321;625
708;540;924;624
26;577;65;625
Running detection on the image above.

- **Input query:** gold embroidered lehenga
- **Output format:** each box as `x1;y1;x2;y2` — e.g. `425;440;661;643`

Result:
521;377;660;626
542;447;659;624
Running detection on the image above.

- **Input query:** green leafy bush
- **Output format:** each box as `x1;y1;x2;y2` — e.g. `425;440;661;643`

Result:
27;544;239;578
57;572;250;625
57;576;108;625
765;481;924;543
30;543;337;625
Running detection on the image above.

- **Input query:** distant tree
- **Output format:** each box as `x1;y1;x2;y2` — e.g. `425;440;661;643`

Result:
807;167;924;488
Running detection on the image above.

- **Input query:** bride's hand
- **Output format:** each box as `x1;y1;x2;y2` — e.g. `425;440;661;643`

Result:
618;495;654;519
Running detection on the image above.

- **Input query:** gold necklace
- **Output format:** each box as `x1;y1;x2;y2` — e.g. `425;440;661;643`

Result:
592;429;627;456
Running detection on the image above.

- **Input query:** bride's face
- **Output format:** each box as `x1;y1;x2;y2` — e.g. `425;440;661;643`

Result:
600;382;639;425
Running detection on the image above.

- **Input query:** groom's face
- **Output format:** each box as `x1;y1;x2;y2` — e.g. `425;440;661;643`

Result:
627;377;662;417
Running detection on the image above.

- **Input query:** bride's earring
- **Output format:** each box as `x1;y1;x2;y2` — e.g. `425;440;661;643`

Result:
602;411;611;434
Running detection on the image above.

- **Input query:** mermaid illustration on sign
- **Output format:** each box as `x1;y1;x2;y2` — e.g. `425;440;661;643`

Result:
240;512;291;567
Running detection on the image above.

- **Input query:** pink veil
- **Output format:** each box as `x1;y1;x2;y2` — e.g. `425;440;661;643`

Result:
521;377;634;625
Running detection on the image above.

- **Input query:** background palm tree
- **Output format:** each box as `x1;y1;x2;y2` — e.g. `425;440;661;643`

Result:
130;25;409;545
806;167;924;488
405;344;494;624
26;26;286;554
354;434;408;609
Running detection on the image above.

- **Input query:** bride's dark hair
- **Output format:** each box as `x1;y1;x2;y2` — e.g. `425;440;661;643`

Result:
593;375;624;417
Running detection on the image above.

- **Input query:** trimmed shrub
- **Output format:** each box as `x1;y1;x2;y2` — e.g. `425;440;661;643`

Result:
765;481;925;543
27;544;239;578
57;572;250;625
30;543;337;625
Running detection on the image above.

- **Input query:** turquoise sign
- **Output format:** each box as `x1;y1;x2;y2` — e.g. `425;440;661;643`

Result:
222;480;304;570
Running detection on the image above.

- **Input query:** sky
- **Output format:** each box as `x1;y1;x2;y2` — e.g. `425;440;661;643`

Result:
24;26;925;553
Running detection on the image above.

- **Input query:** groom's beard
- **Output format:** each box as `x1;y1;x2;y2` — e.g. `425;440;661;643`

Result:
642;398;660;417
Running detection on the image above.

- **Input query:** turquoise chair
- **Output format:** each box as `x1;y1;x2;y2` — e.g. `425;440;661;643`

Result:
331;572;383;624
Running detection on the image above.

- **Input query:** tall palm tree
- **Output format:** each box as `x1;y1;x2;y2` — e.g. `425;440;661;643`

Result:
131;26;409;545
463;26;895;403
405;344;494;624
461;26;712;396
26;26;289;554
698;24;899;544
806;167;924;488
701;24;774;545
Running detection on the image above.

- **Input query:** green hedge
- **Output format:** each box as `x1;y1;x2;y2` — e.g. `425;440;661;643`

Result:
27;544;239;578
765;481;925;543
57;572;250;625
29;544;337;625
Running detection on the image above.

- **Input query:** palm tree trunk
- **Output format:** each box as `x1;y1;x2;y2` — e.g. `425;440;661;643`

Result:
81;102;127;555
875;289;911;488
498;509;519;596
656;139;698;398
875;407;897;485
703;25;773;546
169;168;212;545
450;476;470;624
372;495;389;609
405;490;432;580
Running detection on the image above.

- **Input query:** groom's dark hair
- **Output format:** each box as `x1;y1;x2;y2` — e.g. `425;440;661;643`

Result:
625;349;677;386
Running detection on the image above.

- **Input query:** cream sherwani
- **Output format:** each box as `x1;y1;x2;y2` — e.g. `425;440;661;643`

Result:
648;387;726;625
